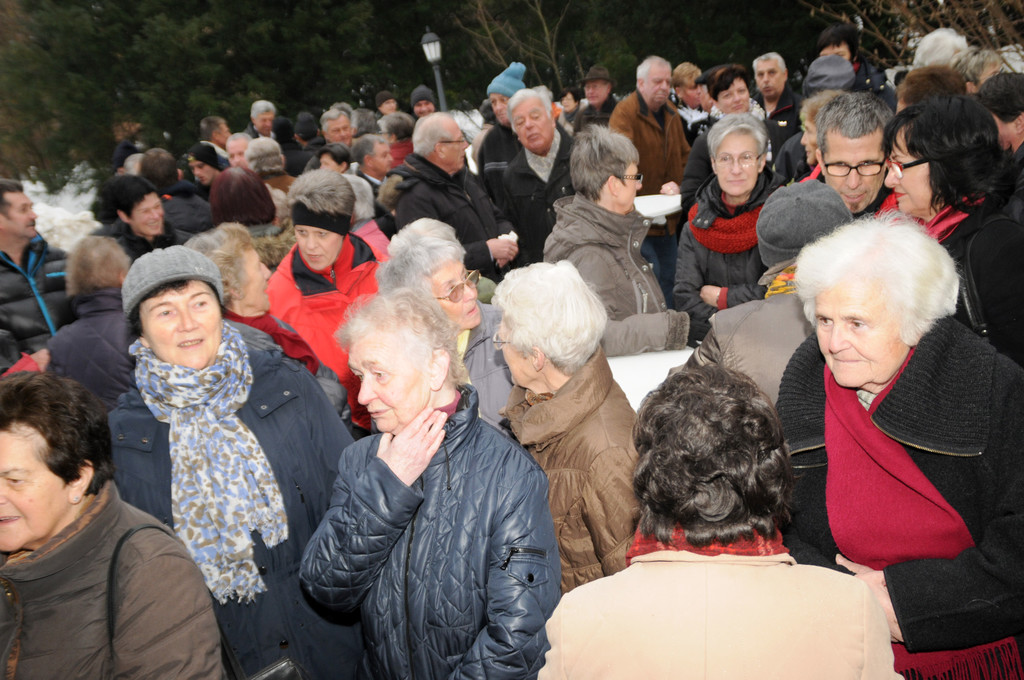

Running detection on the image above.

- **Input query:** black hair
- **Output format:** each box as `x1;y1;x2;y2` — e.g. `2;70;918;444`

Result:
707;64;750;101
632;364;793;547
317;142;351;167
977;73;1024;122
104;174;159;216
816;22;860;60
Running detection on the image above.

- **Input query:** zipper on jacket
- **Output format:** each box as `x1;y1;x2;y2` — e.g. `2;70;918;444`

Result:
403;480;421;680
499;546;547;570
871;418;982;457
294;482;305;504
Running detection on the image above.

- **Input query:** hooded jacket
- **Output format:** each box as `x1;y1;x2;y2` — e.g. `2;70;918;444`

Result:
300;385;560;680
158;180;213;235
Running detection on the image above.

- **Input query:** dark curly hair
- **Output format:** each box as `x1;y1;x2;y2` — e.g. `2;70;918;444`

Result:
0;372;114;496
632;364;793;547
707;64;750;101
884;95;1016;213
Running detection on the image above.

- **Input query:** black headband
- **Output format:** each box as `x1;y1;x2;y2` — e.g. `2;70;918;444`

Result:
291;202;351;236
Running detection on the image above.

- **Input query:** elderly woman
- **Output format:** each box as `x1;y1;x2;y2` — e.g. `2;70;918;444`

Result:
883;94;1024;365
778;216;1024;677
0;372;222;677
674;113;778;345
376;219;513;429
108;246;361;679
300;288;559;679
545;126;690;356
47;236;133;410
492;261;638;592
539;364;898;679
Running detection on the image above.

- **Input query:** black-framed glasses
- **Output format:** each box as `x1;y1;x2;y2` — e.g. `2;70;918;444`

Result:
491;330;509;350
437;133;469;146
619;173;643;183
823;161;885;177
885;157;928;180
436;270;480;303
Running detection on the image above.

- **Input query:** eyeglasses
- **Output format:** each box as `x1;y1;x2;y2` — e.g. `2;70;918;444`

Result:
491;330;510;350
618;173;643;183
823;161;885;177
714;153;762;168
437;134;469;146
885;157;928;180
435;270;480;303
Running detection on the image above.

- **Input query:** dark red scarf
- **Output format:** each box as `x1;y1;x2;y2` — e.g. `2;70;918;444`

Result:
925;205;971;243
687;202;762;254
224;309;320;375
625;525;787;566
824;357;1021;679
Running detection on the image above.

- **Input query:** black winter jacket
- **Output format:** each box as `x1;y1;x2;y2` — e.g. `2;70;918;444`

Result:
158;180;213;234
477;123;520;208
111;218;188;262
392;154;513;280
0;235;71;369
778;319;1024;654
300;385;561;680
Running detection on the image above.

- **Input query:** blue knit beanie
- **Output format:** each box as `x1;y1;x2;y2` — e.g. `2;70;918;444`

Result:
487;62;527;97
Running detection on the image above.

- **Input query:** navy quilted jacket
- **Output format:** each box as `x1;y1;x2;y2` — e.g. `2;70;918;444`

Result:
301;385;561;680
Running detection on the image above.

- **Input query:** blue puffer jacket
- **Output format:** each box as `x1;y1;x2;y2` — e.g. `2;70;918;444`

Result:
109;348;363;680
301;385;561;680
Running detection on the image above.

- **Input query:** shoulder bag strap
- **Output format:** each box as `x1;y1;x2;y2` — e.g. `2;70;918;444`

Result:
960;228;990;338
106;524;168;652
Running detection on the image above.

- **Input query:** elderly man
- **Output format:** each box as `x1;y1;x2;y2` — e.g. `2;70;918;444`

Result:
246;137;294;194
610;55;691;309
321;105;355;147
245;100;276;138
814;91;893;216
978;73;1024;222
478;62;527;206
753;52;802;142
502;88;575;264
575;65;617;133
392;113;517;280
0;179;71;373
352;134;392;195
226;132;251;169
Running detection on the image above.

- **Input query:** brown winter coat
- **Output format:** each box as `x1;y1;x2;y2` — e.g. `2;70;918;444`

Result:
0;483;222;679
539;550;900;679
609;92;691;236
502;349;639;593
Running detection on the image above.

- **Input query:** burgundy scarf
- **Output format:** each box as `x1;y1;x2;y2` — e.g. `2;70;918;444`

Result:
824;358;1021;679
924;206;971;243
224;309;320;375
625;525;787;565
687;202;762;254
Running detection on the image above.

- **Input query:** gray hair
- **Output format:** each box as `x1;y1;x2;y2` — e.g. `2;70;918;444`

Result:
288;168;355;217
319;107;351;130
795;213;958;345
637;55;671;81
815;91;893;155
508;88;553;133
569;126;639;201
351;134;387;165
341;174;375;222
250;100;276;118
338;288;469;387
951;46;1002;86
199;116;227;142
227;132;251;145
412;112;456;157
351;108;379;137
913;28;969;68
492;261;607;376
707;113;768;158
245;137;284;174
123;153;144;176
377;219;465;294
753;52;787;72
379;112;415;141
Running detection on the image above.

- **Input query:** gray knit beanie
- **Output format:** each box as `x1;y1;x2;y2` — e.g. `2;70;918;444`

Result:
756;181;852;267
122;246;224;317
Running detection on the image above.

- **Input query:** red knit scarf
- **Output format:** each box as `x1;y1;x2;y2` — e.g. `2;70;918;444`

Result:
625;525;787;566
824;358;1021;679
223;309;320;375
687;202;762;254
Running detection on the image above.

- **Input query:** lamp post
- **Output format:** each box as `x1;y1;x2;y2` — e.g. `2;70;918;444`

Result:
421;27;448;112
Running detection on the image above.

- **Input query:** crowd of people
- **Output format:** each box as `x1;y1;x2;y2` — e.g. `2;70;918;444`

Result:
1;20;1023;680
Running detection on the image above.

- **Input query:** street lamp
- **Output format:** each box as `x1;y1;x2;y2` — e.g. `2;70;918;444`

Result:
421;27;449;112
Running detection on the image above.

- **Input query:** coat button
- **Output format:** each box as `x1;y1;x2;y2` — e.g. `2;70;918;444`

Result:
632;241;639;248
117;434;125;441
141;438;148;444
642;265;649;271
258;565;267;575
279;639;289;650
283;390;291;396
260;404;268;410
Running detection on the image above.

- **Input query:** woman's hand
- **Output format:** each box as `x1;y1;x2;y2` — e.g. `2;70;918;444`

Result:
660;181;680;195
377;407;448;486
837;554;904;642
700;285;722;307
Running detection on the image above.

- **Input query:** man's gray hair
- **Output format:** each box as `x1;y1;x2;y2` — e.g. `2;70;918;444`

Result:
227;132;252;145
245;137;284;174
951;46;1002;86
341;174;376;222
377;219;466;294
379;112;415;141
352;109;379;138
288;168;355;216
637;55;671;81
795;213;958;345
352;134;387;165
250;100;276;119
320;107;351;130
815;91;893;155
492;261;608;376
753;52;787;72
199;116;226;142
913;28;969;68
707;113;769;158
412;112;457;157
508;88;553;132
569;126;639;201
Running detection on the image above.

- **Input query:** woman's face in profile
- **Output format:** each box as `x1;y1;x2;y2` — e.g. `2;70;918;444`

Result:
0;427;90;553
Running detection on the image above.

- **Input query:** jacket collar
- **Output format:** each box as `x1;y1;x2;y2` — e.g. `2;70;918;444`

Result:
289;233;376;297
629;549;796;567
434;384;481;459
71;287;124;317
551;194;647;247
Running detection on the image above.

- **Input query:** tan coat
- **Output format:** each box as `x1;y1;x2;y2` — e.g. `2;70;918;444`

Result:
539;550;900;680
503;349;639;593
609;92;691;236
